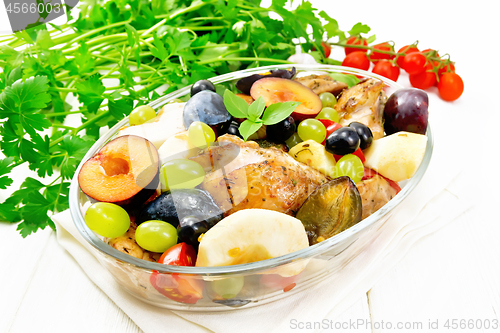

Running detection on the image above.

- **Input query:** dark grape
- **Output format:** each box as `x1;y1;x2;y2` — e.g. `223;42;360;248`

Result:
383;88;429;135
190;80;216;96
177;216;209;249
348;122;373;150
325;127;360;155
227;121;243;138
266;116;296;142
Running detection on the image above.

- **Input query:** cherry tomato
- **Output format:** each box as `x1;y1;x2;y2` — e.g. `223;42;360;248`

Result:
321;41;331;58
369;42;394;63
396;45;419;68
345;36;368;55
409;63;437;90
334;147;365;163
149;243;203;304
438;62;455;76
342;51;370;71
402;52;427;75
437;72;464;101
421;49;440;58
362;167;401;193
317;119;342;144
372;60;400;81
260;274;299;292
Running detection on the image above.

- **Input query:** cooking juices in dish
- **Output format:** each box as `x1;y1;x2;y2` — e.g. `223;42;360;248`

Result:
76;66;429;306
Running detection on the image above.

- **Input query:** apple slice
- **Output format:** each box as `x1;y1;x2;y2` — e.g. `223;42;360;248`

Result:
363;131;428;182
249;77;322;121
118;102;186;148
196;209;309;276
78;135;160;207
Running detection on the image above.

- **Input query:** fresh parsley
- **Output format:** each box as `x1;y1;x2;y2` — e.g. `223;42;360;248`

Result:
0;0;371;237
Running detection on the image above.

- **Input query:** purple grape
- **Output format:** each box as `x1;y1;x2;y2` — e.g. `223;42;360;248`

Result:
383;88;429;135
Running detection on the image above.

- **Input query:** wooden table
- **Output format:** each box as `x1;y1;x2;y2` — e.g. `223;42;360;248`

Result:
2;1;499;332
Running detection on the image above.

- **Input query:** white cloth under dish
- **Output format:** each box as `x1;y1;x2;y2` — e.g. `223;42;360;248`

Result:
53;119;470;333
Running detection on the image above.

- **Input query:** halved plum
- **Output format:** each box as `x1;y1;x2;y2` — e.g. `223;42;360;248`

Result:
78;135;160;207
296;176;362;245
250;77;322;121
236;67;296;95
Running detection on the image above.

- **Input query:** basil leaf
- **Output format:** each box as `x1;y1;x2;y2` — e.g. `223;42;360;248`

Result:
261;101;300;125
247;96;266;122
223;90;249;118
329;73;360;87
238;119;263;141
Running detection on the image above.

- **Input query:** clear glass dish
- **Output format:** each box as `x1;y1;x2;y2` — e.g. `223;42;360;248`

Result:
69;64;433;310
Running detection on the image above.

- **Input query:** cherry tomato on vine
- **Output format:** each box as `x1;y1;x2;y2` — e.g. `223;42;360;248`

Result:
342;51;370;71
409;63;437;90
396;45;419;68
345;36;368;55
372;60;400;81
402;52;427;75
369;42;394;63
438;62;455;76
421;49;440;58
322;41;331;58
437;72;464;101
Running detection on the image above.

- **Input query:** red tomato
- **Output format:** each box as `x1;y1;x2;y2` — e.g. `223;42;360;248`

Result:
362;168;401;193
421;49;440;58
372;60;400;81
437;72;464;101
149;243;203;304
342;51;370;71
345;36;368;55
409;63;437;90
334;147;365;163
396;45;419;68
369;42;395;63
402;52;427;75
438;62;455;76
321;41;331;58
318;119;342;144
261;274;299;292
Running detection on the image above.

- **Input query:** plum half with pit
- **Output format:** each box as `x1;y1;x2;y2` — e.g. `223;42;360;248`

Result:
183;90;231;135
383;88;429;135
78;135;160;207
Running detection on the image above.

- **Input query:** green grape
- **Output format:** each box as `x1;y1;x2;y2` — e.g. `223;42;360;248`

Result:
188;121;216;148
319;92;337;108
297;119;327;143
285;132;303;149
129;105;156;126
315;107;340;123
84;202;130;238
168;98;184;104
135;220;178;253
334;154;364;183
211;276;245;299
160;159;205;192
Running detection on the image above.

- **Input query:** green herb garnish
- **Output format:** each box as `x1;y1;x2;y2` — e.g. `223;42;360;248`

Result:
223;90;299;141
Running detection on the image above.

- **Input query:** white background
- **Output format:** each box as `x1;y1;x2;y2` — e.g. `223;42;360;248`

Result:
1;0;500;332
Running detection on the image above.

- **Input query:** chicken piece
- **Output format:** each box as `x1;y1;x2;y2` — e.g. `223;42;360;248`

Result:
356;174;398;219
334;79;386;139
294;74;348;96
189;134;328;216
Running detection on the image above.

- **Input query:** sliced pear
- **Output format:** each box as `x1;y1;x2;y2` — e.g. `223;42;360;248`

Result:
363;131;427;182
196;209;308;276
288;140;337;178
157;131;200;165
118;102;186;148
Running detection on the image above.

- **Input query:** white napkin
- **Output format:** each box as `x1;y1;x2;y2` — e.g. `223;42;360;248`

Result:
53;113;470;332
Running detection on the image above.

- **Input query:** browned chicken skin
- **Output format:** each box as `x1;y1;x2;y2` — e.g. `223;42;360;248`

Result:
356;174;397;219
335;78;386;139
294;74;348;96
189;135;328;216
